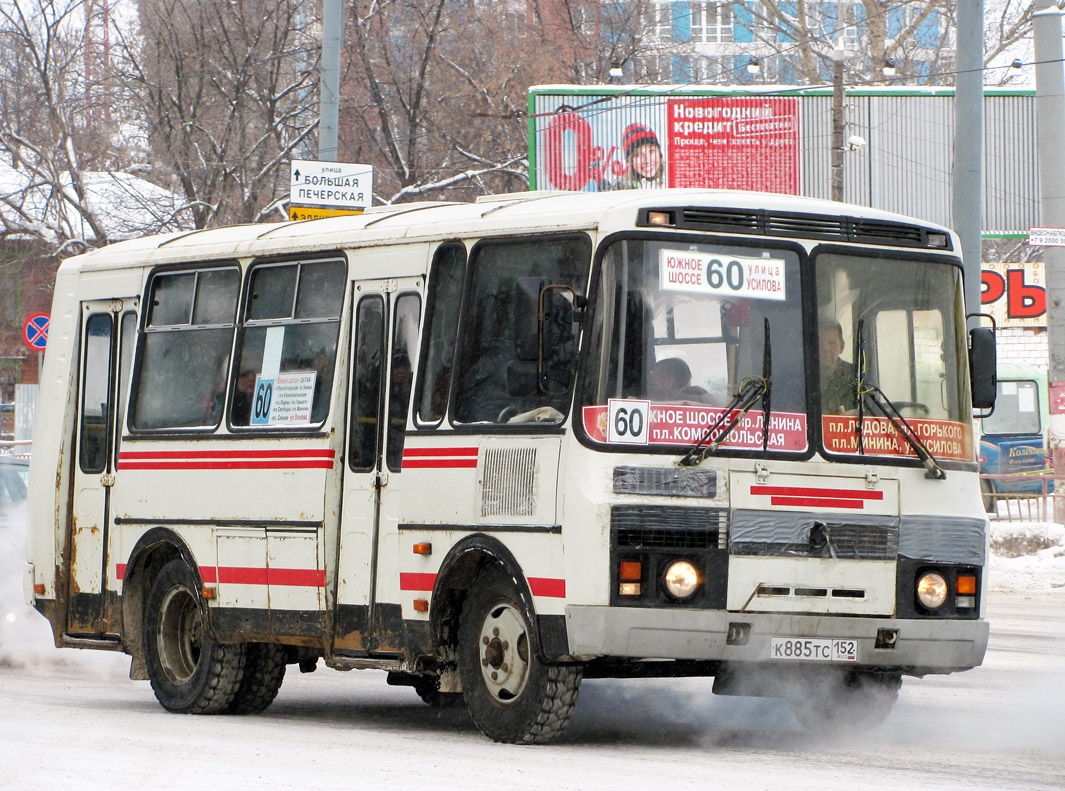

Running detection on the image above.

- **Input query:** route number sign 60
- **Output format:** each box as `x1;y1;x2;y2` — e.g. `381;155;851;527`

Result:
608;399;650;445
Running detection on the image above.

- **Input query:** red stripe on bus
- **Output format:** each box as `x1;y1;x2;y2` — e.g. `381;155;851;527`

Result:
119;449;335;460
400;459;479;469
403;447;478;457
116;460;334;471
119;565;323;587
528;577;566;598
399;572;438;592
769;496;866;509
750;485;883;500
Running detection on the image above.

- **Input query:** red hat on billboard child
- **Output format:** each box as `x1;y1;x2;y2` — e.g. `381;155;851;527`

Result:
622;123;659;159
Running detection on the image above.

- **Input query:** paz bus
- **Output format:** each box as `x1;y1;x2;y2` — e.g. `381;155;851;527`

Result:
25;189;996;743
978;362;1049;512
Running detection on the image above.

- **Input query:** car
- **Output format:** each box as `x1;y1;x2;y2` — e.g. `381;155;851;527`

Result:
0;454;29;528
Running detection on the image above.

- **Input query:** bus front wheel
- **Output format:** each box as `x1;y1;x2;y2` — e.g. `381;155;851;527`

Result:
144;558;246;714
981;478;997;514
786;670;901;735
457;565;582;743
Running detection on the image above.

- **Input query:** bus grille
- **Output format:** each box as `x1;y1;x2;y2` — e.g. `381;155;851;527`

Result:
612;506;728;550
481;447;537;516
731;522;898;560
672;208;943;249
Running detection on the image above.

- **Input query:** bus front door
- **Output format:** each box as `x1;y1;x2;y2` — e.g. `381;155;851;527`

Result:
68;301;137;636
335;278;422;655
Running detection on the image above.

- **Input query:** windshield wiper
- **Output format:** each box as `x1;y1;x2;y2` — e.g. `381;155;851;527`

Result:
862;385;947;480
850;321;944;479
679;318;772;467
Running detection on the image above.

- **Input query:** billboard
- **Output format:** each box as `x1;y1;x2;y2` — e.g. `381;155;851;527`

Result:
535;92;799;194
981;261;1046;328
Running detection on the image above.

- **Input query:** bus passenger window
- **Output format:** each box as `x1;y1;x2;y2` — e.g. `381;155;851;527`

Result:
231;259;345;428
131;266;240;430
415;244;465;426
387;294;421;471
452;235;590;425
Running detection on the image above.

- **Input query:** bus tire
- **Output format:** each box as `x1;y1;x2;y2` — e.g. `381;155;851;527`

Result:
787;670;901;735
226;643;287;714
144;559;246;714
457;565;582;744
980;478;997;514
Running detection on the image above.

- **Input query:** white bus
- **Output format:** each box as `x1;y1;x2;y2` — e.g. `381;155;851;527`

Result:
25;189;996;743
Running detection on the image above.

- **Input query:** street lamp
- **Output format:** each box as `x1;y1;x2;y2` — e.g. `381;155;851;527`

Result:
746;57;761;76
882;58;897;78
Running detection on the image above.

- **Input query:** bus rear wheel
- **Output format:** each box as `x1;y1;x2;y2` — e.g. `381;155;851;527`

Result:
457;565;582;744
144;558;246;714
786;670;901;735
226;643;287;714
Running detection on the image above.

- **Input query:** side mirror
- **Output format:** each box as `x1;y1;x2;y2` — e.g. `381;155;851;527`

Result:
969;326;996;412
514;277;545;362
541;286;578;394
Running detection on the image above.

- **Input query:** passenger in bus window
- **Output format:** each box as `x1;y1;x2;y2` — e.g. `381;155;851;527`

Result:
231;368;256;425
648;358;708;403
819;322;858;413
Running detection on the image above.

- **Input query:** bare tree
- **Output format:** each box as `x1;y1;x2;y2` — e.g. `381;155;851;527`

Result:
0;0;176;253
121;0;319;227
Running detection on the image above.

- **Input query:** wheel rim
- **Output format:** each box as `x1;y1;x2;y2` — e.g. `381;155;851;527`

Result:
156;585;202;685
476;601;530;705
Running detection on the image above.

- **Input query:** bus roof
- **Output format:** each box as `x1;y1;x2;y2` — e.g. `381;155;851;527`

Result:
60;188;958;273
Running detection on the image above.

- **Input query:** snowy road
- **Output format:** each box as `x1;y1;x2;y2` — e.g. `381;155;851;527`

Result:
2;590;1063;791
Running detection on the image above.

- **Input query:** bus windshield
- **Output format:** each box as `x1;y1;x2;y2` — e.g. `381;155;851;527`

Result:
579;237;807;453
816;252;973;463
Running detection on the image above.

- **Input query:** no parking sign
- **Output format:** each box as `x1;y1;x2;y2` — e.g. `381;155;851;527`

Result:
23;313;49;351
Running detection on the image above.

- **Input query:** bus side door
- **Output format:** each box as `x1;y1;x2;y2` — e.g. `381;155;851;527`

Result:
335;278;422;654
68;301;137;635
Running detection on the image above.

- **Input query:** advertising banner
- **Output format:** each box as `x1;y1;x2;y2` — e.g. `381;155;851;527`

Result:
981;260;1046;328
534;92;800;195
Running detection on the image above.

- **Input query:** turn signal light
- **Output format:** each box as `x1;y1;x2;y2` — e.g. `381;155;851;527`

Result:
201;585;216;600
413;598;429;612
956;575;977;595
413;542;432;556
619;561;642;581
33;583;45;596
619;582;642;596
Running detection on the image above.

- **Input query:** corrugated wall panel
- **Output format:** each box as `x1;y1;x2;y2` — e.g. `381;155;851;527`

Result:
530;88;1039;235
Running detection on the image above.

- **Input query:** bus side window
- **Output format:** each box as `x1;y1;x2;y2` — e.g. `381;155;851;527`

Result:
387;294;422;471
130;266;240;430
231;259;345;428
452;235;590;425
415;243;466;426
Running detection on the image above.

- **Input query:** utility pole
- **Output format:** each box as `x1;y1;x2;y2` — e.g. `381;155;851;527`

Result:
953;0;983;320
1033;2;1065;523
319;0;344;162
831;58;845;202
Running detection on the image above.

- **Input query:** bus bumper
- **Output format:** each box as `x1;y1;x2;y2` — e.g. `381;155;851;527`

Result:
565;605;989;674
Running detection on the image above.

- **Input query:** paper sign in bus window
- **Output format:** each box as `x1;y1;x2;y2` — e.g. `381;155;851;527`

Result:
262;326;284;380
659;249;786;301
251;371;317;426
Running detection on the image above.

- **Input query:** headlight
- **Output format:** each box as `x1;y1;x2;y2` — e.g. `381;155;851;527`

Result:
664;560;700;599
916;571;948;609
